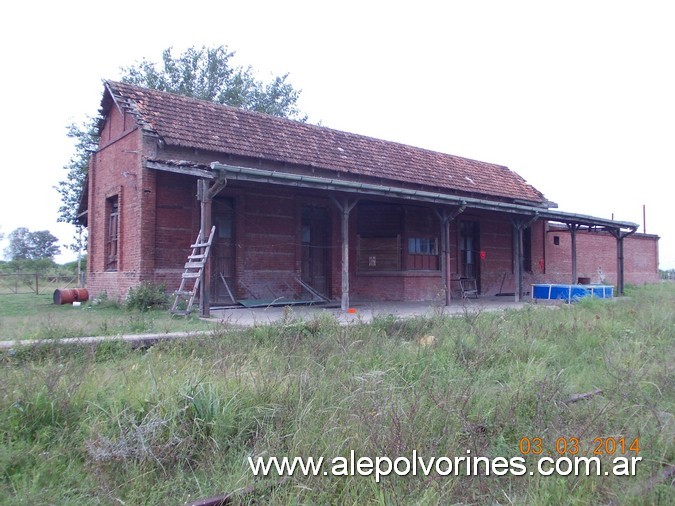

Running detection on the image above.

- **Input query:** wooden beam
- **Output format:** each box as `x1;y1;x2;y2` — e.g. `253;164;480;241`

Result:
513;221;523;302
434;204;465;306
617;234;625;295
567;223;581;284
198;179;211;318
440;218;449;306
197;175;228;318
512;214;539;302
145;160;213;179
332;197;358;311
607;228;636;296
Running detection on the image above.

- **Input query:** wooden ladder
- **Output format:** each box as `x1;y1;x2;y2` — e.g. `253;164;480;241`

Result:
170;226;216;316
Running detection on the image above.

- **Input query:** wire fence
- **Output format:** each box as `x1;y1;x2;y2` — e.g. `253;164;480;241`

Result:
0;273;82;295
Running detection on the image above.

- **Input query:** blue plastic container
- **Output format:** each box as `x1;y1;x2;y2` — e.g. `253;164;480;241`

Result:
532;284;614;303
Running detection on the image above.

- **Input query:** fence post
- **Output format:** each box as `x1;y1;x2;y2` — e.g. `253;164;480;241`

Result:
36;273;39;294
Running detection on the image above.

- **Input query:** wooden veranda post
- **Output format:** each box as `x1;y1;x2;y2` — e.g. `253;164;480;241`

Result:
440;218;449;306
332;197;358;311
567;223;581;284
198;179;212;317
608;227;635;295
435;205;465;306
513;220;523;303
512;214;539;303
617;234;624;295
198;172;227;318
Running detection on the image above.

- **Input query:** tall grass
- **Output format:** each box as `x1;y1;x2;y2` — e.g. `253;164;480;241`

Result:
0;284;673;504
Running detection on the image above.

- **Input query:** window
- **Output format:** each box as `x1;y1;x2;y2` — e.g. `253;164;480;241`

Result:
106;196;119;271
356;203;443;272
408;237;438;255
407;237;439;270
357;203;403;271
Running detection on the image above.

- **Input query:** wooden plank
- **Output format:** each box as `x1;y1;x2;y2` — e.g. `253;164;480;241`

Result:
295;276;330;302
145;160;213;179
238;298;315;308
357;236;401;270
334;198;357;311
219;273;236;303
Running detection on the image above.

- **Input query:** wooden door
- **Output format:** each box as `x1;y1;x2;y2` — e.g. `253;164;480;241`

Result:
211;198;236;304
301;206;330;297
460;220;481;291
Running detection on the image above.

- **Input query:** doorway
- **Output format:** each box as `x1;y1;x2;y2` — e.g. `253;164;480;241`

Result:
211;197;236;304
460;220;480;291
301;205;330;297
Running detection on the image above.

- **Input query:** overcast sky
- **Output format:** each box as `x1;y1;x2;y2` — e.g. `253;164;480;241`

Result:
1;1;673;268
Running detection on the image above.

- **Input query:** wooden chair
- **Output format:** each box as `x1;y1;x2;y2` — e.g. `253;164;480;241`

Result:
460;277;478;299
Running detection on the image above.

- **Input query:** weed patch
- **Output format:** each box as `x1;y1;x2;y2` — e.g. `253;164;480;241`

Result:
0;284;673;504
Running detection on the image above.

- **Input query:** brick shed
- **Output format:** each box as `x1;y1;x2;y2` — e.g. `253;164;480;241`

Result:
80;81;659;313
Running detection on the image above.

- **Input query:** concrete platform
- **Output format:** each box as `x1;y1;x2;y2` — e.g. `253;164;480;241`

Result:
208;296;530;326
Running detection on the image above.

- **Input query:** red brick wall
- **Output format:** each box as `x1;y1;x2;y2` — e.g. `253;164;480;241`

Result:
465;212;517;295
350;203;444;302
150;171;199;291
624;234;660;284
87;106;145;300
238;191;297;299
87;113;659;303
443;213;547;297
544;225;659;285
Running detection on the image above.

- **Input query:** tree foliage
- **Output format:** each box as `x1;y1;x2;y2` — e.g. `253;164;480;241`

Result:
4;227;60;261
55;117;99;226
56;45;307;226
121;46;307;121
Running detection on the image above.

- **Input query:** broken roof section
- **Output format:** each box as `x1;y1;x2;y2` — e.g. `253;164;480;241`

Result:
102;80;548;206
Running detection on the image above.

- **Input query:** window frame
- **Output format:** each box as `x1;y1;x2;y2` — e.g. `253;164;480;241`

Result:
105;195;119;271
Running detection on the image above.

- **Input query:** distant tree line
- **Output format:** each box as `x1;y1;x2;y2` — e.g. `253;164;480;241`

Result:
0;227;82;275
4;227;60;261
660;269;675;280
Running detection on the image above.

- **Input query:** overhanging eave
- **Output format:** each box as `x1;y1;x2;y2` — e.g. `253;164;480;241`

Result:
144;159;638;233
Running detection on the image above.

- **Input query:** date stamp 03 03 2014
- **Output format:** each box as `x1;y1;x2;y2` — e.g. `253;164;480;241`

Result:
517;436;642;476
518;436;641;457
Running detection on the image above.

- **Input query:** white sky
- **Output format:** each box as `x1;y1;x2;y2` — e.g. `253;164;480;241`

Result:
1;1;673;268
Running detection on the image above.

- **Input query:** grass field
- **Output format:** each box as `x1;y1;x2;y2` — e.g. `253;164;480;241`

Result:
0;284;673;504
0;293;214;341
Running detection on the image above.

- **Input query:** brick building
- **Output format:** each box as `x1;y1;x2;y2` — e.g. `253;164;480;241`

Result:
79;81;659;310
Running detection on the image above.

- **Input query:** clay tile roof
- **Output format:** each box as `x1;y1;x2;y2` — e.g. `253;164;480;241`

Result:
104;80;547;204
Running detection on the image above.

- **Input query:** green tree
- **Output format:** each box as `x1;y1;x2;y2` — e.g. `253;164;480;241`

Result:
121;45;307;121
55;117;99;226
56;44;307;226
4;228;60;260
